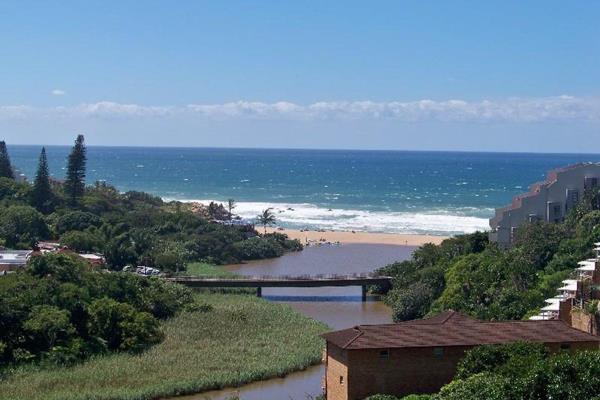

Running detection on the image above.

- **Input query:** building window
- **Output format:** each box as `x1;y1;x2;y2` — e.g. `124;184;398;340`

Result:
560;343;571;350
585;177;599;190
339;376;344;385
434;347;444;357
553;205;561;216
379;350;390;359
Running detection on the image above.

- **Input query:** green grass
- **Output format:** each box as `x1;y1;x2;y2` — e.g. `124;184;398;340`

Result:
0;293;328;400
181;262;237;278
181;262;256;294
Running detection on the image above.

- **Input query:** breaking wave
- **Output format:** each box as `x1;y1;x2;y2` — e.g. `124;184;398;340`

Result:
178;199;491;236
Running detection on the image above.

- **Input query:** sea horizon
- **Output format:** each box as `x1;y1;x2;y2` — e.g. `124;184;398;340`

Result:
8;143;600;156
9;145;600;236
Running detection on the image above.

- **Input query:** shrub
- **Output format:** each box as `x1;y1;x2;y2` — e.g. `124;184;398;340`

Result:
60;230;104;252
456;342;547;380
526;351;600;399
0;205;49;248
263;232;303;251
55;211;102;234
436;372;512;400
87;298;163;353
0;254;190;367
0;177;31;202
23;305;75;352
232;236;285;260
387;282;434;322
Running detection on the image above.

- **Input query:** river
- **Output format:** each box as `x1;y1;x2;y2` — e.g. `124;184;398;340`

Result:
176;243;414;400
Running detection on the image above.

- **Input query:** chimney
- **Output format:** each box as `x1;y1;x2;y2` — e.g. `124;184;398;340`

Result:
558;298;573;325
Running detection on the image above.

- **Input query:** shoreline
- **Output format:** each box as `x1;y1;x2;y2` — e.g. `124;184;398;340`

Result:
266;227;448;246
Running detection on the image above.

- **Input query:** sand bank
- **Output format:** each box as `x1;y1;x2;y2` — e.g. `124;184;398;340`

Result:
265;227;448;246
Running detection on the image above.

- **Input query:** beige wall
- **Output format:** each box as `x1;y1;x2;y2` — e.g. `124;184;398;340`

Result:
326;343;349;400
326;345;470;400
326;341;600;400
571;309;598;336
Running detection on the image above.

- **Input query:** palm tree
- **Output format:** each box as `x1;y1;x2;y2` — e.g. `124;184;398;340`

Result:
257;208;276;234
227;199;236;221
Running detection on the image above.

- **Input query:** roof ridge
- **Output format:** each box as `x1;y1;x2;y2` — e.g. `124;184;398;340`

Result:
480;319;566;324
439;310;457;324
342;327;364;349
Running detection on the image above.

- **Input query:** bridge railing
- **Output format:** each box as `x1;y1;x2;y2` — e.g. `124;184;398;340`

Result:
170;272;389;281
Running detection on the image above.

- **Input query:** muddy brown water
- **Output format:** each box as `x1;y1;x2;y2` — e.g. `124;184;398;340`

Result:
174;244;414;400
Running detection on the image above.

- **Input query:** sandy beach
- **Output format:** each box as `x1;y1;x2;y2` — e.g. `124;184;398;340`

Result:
265;227;448;246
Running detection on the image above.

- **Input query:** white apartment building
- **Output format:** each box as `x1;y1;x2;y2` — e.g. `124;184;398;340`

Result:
490;163;600;249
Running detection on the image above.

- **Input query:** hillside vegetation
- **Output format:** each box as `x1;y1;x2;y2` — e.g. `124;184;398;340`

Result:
0;137;302;270
379;188;600;322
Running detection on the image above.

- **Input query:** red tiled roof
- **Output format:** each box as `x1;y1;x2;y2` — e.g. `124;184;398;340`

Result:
322;311;600;350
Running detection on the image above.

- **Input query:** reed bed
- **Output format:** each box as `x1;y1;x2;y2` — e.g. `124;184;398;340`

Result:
0;293;328;400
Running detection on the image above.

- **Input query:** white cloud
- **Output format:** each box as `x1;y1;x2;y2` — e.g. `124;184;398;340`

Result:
1;96;599;123
51;89;66;96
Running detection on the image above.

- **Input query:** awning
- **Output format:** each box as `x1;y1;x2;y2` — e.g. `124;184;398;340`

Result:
541;302;561;311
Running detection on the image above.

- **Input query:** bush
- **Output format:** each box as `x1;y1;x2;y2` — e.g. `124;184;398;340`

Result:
0;253;191;367
87;298;163;353
387;282;434;322
60;230;104;252
0;205;49;248
438;348;600;400
23;305;75;353
0;177;31;202
526;351;600;399
232;236;285;260
436;372;512;400
263;232;303;252
456;342;547;379
55;211;102;234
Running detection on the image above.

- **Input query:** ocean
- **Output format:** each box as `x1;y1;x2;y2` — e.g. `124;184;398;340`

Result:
9;146;600;236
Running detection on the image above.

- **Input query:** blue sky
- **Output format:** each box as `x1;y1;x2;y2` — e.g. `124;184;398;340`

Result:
0;1;599;152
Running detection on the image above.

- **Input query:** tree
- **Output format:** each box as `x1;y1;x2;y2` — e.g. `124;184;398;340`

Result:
227;198;236;220
256;208;276;234
0;177;30;202
31;147;54;213
60;230;103;252
55;211;101;234
0;205;49;247
388;282;435;322
232;236;285;260
64;135;87;206
207;201;228;220
23;305;75;351
87;298;162;352
0;141;14;179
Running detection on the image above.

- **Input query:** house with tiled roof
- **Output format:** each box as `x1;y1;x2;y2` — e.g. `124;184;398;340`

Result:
321;310;600;400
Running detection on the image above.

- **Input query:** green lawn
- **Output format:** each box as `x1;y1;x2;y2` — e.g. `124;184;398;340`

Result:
0;293;328;400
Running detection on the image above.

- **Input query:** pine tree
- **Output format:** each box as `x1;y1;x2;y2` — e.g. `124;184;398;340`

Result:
0;141;15;179
64;135;87;206
31;147;53;213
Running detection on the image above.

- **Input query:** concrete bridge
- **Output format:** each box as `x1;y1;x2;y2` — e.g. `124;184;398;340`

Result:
167;273;393;301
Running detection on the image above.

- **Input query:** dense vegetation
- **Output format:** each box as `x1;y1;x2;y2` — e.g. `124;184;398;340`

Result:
0;137;302;270
378;188;600;322
0;253;193;369
366;343;600;400
0;137;313;397
0;293;328;400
